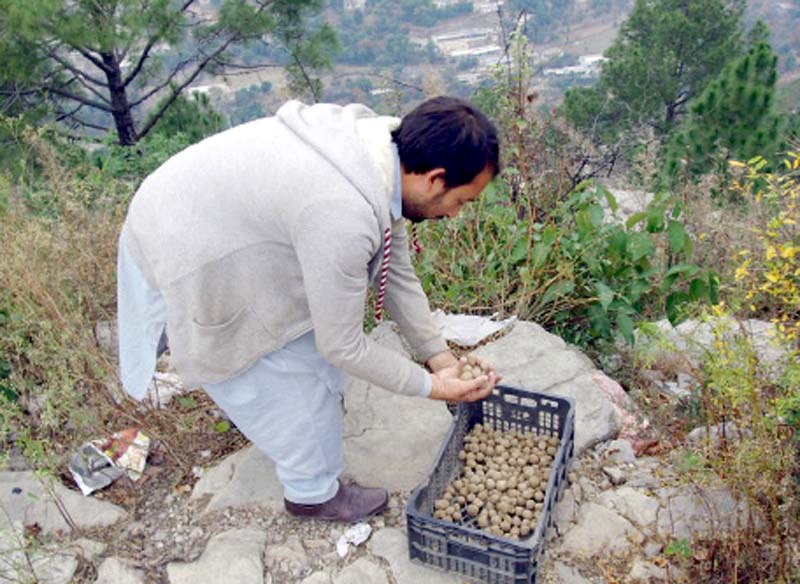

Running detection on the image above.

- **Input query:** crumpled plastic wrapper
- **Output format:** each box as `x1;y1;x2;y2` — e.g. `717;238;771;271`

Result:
431;310;517;347
336;523;372;558
68;428;151;495
68;443;125;496
96;428;151;480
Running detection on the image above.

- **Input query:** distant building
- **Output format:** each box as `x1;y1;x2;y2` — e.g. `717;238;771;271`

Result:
543;54;606;78
433;28;496;58
474;0;503;14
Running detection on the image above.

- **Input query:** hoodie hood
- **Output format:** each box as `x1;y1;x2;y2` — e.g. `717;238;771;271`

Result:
276;100;399;232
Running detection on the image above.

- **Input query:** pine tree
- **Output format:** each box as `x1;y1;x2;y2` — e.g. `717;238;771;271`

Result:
563;0;744;142
664;41;785;181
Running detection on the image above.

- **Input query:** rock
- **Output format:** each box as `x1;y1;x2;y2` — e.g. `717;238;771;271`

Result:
627;558;668;583
94;320;118;358
557;503;640;557
342;325;454;490
190;447;283;513
264;535;309;573
602;466;627;486
643;541;663;558
167;529;266;584
94;557;145;584
553;489;578;534
598;487;661;529
301;573;332;584
145;372;187;407
333;558;389;584
602;188;654;224
370;528;464;583
656;485;749;540
0;524;78;584
0;471;125;534
70;538;107;561
659;381;691;399
637;318;790;380
687;422;741;447
603;439;636;464
554;561;593;584
546;372;621;454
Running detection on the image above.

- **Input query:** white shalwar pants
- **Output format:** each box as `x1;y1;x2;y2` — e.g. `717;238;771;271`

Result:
204;334;346;505
117;234;345;505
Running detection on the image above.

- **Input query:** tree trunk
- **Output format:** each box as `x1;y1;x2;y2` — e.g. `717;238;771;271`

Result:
101;52;138;146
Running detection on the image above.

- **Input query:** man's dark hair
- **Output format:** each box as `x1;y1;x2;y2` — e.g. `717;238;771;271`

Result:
392;96;500;188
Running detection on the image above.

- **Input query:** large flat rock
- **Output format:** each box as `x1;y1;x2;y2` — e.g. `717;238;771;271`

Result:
370;528;464;584
167;529;266;584
191;446;283;513
0;471;125;534
473;323;621;453
557;502;640;558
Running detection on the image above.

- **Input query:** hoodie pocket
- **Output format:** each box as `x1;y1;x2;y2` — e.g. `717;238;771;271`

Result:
186;306;275;375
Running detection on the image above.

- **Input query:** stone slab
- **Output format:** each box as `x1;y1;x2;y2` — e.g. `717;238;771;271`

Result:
167;528;266;584
0;471;125;534
370;528;464;584
557;502;639;558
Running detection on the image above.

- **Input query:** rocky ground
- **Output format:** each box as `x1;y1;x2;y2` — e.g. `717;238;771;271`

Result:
0;320;765;584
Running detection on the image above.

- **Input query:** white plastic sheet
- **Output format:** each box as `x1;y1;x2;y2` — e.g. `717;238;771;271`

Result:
431;310;517;346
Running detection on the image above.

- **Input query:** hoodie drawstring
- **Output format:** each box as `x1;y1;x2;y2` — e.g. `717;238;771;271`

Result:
374;223;422;323
374;227;392;323
411;223;422;255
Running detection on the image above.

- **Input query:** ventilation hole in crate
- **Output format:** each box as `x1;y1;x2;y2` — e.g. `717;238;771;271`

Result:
518;396;539;409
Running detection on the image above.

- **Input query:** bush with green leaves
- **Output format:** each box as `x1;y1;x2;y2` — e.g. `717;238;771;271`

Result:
413;179;716;347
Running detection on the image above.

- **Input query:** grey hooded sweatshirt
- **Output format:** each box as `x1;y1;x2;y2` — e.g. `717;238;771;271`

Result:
121;101;448;396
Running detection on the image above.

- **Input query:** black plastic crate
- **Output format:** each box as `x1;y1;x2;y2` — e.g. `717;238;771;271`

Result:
406;385;575;584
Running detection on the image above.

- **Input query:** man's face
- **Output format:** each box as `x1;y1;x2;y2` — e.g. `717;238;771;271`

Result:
401;165;494;223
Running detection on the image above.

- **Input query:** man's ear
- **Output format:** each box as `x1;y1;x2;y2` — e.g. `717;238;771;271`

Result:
424;167;447;192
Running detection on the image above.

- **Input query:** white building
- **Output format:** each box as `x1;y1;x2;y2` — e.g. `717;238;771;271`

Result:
344;0;366;10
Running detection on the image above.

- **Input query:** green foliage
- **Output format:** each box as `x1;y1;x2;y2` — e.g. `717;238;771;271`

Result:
0;0;334;145
228;82;272;126
94;91;226;180
663;42;785;185
148;92;225;145
564;0;745;141
0;130;124;470
333;0;461;67
415;181;714;347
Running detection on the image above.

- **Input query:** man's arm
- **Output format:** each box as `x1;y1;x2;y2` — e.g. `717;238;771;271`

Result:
381;219;450;363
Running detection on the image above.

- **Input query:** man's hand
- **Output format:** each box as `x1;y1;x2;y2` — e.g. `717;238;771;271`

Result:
428;356;503;403
425;350;459;373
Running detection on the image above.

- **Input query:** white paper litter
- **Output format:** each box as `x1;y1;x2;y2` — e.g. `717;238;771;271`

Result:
432;310;517;346
336;523;372;558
